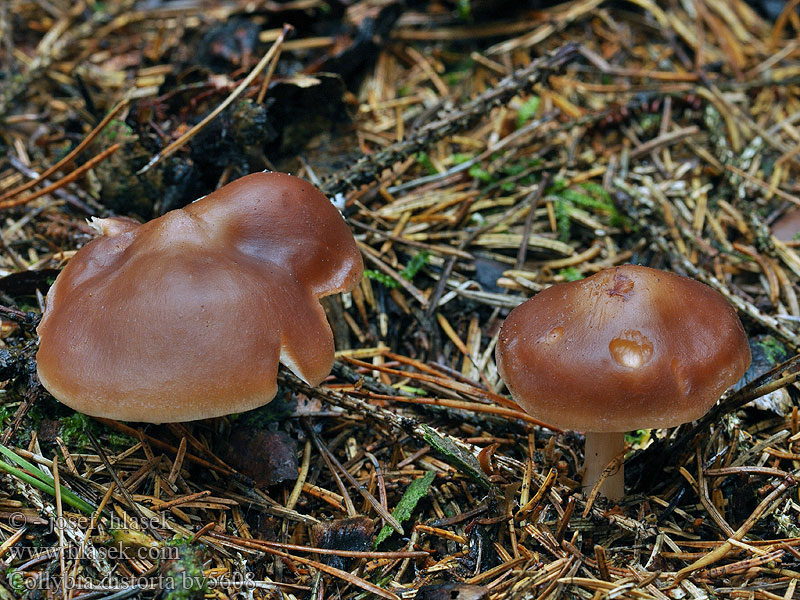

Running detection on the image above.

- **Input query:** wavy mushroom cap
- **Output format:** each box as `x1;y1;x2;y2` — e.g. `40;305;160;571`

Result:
496;265;750;432
36;172;363;423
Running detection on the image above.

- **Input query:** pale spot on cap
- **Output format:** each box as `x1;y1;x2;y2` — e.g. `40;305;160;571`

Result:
609;330;653;369
539;326;564;345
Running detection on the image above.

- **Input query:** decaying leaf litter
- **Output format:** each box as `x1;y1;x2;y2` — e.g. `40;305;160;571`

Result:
0;0;800;598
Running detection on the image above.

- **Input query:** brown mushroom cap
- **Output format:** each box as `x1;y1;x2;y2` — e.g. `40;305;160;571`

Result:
496;265;750;432
771;207;800;243
36;172;363;423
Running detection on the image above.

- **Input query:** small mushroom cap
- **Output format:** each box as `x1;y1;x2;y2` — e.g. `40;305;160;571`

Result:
771;207;800;242
496;265;750;432
36;172;363;423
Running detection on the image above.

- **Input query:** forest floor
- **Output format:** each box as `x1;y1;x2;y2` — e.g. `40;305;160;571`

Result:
0;1;799;599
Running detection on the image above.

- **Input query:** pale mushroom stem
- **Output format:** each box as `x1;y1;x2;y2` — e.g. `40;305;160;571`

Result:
583;431;625;501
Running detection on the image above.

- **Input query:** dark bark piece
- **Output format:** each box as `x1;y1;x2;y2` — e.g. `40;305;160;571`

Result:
220;428;298;486
310;515;374;571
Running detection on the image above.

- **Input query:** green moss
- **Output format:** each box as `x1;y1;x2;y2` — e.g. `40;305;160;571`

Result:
756;336;786;365
401;251;430;281
364;251;430;289
166;534;193;547
415;151;437;175
161;543;208;600
516;96;540;127
60;412;93;447
0;404;17;427
364;270;399;288
5;567;26;595
638;113;661;131
23;408;134;451
554;198;571;241
560;187;615;215
101;119;134;143
625;429;650;446
468;164;493;183
558;267;583;281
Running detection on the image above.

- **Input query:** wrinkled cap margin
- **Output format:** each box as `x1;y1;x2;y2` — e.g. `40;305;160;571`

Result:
36;172;363;423
496;265;751;432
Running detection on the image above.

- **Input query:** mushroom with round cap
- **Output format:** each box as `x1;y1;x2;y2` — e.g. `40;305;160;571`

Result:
496;265;750;499
770;207;800;243
36;171;363;423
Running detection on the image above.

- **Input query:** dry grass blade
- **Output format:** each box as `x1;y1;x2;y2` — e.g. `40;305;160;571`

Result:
365;391;559;430
673;476;797;583
309;427;404;533
0;99;129;203
211;534;429;559
208;532;401;600
0;144;121;210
